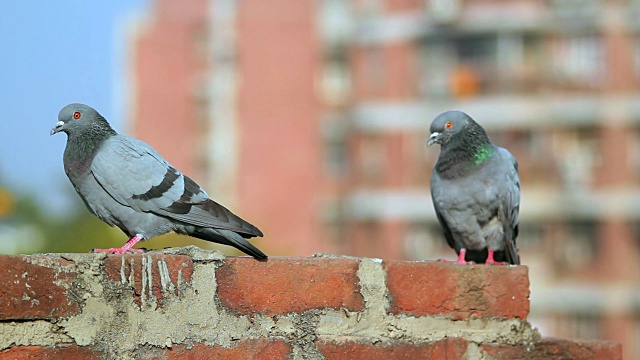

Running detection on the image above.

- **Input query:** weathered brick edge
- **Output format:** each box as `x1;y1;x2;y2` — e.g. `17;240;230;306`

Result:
0;247;621;359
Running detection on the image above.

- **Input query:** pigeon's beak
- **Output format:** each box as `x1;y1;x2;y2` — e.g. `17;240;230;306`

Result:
50;121;64;136
428;132;441;146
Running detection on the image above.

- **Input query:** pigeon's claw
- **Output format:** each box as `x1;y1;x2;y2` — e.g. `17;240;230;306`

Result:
485;249;508;265
92;234;145;254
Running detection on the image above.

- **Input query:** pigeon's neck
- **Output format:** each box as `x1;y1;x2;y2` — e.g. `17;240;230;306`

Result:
64;123;116;180
472;144;494;165
436;132;494;179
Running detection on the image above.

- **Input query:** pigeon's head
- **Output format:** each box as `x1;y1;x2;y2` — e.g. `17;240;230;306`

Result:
51;103;106;136
428;110;473;147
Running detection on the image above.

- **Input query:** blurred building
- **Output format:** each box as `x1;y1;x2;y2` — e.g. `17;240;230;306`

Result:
129;0;324;256
127;0;640;358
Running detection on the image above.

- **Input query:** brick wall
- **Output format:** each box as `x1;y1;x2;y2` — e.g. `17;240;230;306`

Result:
0;247;621;359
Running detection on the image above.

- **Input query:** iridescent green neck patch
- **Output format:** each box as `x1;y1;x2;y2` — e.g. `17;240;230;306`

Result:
474;145;493;165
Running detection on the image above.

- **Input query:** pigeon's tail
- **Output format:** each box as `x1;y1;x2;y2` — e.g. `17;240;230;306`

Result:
194;228;268;260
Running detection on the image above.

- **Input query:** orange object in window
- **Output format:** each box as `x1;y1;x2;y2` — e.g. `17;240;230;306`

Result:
450;65;479;98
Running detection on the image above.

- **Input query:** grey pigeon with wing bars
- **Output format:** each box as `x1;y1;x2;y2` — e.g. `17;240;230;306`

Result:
51;103;267;259
428;111;520;265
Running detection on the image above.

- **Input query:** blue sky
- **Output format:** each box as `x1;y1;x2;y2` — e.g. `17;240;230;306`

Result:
0;1;146;212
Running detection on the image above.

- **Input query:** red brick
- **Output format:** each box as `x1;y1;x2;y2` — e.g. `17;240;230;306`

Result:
385;261;529;319
0;345;96;360
104;253;193;308
317;338;468;360
216;257;364;316
0;255;79;320
141;339;291;360
481;337;622;360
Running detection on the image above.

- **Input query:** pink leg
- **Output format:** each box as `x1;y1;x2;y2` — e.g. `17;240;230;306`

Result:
438;249;474;264
485;249;507;265
454;248;474;264
93;234;145;254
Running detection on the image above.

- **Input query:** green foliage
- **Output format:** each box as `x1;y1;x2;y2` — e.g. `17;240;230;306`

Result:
5;191;118;254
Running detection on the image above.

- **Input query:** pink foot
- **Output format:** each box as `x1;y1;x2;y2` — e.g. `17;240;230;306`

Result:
485;249;507;265
454;249;474;264
93;235;145;254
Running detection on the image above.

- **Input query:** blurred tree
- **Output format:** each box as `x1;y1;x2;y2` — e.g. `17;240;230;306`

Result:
3;186;120;254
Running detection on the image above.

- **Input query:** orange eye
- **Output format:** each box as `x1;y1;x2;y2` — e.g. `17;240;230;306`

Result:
445;121;452;129
73;111;81;119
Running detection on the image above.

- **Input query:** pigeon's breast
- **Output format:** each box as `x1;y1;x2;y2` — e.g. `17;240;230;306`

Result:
63;152;94;183
72;173;172;238
71;173;121;225
432;160;503;224
63;137;104;185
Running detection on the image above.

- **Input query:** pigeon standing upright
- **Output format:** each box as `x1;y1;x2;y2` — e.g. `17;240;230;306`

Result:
51;103;267;259
428;111;520;265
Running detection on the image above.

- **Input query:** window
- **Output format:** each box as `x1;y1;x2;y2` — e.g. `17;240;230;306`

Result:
517;222;543;251
549;34;605;90
631;222;640;257
418;32;542;98
559;313;603;340
322;54;352;106
519;129;561;184
322;115;349;178
554;220;599;273
555;127;600;190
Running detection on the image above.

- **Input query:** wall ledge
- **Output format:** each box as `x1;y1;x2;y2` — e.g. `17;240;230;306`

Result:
0;247;621;359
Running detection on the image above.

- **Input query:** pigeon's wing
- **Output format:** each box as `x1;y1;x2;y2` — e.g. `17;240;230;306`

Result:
493;148;520;265
497;148;520;265
90;136;206;211
434;203;457;251
90;136;262;237
430;173;461;252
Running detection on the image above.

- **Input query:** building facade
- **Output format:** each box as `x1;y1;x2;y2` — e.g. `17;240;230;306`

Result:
128;0;640;358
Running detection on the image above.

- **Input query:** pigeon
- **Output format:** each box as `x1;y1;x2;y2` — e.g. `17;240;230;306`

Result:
428;111;520;265
51;103;267;259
